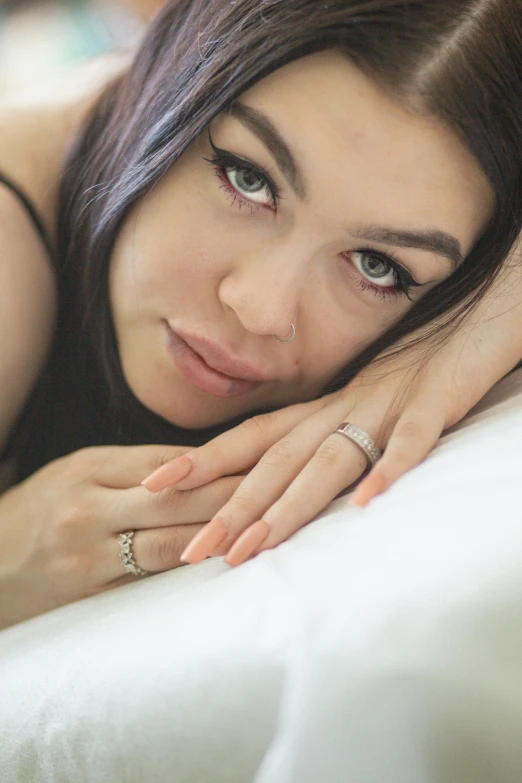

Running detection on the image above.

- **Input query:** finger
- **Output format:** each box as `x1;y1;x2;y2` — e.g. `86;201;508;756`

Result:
351;405;445;507
178;407;375;565
73;444;196;490
222;424;376;566
106;522;208;584
106;474;244;534
205;401;352;547
141;398;329;493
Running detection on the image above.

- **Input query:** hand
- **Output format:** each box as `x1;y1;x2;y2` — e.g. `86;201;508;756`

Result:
140;367;449;565
141;258;522;568
0;444;243;630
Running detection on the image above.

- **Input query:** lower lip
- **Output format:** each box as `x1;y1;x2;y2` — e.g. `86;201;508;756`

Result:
166;327;262;398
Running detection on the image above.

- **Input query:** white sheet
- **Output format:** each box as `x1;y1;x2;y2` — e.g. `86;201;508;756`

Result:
1;370;522;782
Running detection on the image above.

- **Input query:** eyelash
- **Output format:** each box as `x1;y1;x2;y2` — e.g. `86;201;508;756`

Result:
204;133;280;213
344;250;419;301
204;134;419;301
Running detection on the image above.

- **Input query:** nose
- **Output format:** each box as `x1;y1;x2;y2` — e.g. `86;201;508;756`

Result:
218;238;310;338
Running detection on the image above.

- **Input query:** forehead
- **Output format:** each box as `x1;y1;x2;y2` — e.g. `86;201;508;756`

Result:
234;51;494;255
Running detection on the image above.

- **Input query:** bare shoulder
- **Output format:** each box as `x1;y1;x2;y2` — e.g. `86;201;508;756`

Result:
0;185;57;453
0;54;130;453
0;51;130;243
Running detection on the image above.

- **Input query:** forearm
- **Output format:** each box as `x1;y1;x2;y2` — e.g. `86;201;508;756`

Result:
444;238;522;405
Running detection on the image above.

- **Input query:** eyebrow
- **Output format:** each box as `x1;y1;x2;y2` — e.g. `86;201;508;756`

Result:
228;102;463;270
228;101;306;199
351;226;463;270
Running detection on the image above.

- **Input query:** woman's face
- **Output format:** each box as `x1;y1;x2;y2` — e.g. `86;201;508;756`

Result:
109;50;493;429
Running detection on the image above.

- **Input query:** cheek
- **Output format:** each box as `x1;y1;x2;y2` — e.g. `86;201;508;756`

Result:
296;273;407;391
112;200;240;310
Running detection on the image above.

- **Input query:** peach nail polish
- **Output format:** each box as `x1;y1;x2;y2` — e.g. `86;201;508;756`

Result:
142;454;193;492
350;472;388;507
225;520;270;567
180;517;228;564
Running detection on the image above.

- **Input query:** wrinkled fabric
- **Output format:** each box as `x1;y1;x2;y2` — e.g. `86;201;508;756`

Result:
1;371;522;783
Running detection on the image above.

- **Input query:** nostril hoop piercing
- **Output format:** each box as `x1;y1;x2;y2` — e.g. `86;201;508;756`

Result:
273;324;296;344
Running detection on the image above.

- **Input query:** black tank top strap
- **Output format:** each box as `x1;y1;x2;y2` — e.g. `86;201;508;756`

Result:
0;173;53;256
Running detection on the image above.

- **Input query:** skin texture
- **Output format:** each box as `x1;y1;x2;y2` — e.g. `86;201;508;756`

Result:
109;51;493;430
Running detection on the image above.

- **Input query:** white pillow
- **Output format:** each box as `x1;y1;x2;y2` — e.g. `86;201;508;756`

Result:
2;370;522;783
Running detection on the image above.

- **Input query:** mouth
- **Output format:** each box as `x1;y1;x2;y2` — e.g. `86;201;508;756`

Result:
165;323;267;398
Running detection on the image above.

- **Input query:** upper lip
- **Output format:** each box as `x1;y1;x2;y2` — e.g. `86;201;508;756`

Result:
171;325;272;382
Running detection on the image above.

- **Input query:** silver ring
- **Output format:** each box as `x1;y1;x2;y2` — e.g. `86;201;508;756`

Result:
334;422;382;468
273;324;296;344
119;531;149;577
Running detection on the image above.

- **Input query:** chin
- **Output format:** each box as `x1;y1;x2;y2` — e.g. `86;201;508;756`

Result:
126;373;255;430
161;404;245;431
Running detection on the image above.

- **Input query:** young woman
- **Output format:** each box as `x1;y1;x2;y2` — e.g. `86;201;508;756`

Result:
0;0;521;629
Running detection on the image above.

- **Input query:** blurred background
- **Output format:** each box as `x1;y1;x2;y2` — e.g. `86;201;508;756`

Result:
0;0;164;96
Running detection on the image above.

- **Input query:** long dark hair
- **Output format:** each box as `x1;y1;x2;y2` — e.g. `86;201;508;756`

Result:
58;0;522;429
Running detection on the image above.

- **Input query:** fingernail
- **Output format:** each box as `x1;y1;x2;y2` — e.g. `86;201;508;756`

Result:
142;455;193;492
350;472;388;507
225;520;270;567
180;517;228;565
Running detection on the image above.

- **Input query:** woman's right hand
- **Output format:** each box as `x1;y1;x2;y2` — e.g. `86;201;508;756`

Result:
0;444;244;630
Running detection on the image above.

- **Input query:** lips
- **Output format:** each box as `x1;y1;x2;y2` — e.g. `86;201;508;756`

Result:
166;323;268;397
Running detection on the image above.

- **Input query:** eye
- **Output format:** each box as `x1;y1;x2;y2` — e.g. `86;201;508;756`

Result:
345;249;422;301
351;251;398;288
205;131;279;212
224;165;274;206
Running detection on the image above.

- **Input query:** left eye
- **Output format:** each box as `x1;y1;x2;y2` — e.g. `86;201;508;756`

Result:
351;251;397;288
225;165;273;205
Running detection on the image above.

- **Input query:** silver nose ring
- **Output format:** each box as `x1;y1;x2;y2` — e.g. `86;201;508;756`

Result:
273;324;296;344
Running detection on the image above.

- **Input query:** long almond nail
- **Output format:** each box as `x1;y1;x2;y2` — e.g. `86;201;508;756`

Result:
225;520;270;567
350;471;387;507
142;455;193;492
180;517;228;565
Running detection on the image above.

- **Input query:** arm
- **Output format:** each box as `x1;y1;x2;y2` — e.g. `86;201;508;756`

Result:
0;53;130;456
0;185;56;455
140;238;522;563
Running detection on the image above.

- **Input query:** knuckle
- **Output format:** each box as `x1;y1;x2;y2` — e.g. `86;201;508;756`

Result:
242;413;273;439
145;485;191;520
53;497;90;537
154;484;182;509
387;448;412;469
50;493;97;555
261;438;295;468
147;446;190;475
57;447;110;483
70;446;107;470
314;438;347;469
201;440;229;469
396;419;427;444
225;487;254;514
152;531;182;568
168;487;192;516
